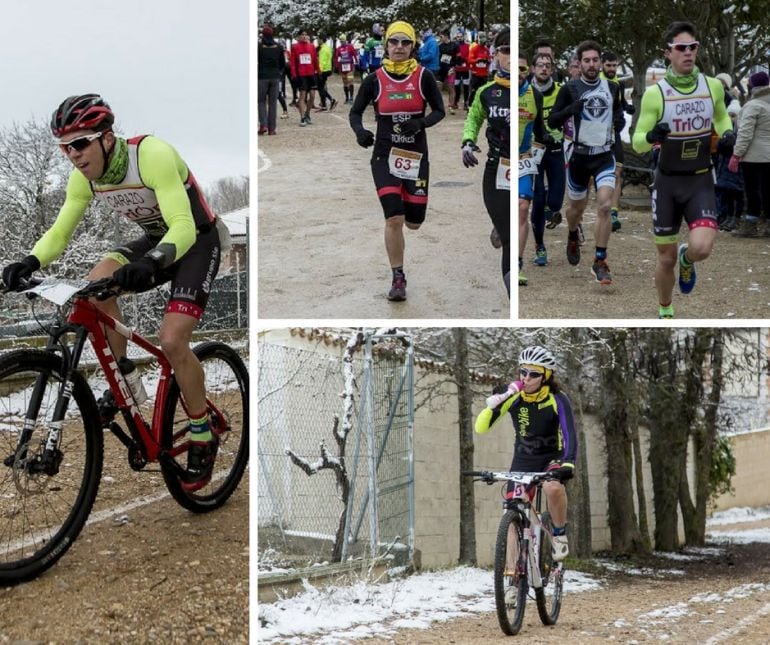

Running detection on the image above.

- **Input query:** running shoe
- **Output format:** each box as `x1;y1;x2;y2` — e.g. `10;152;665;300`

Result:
305;115;313;124
534;244;548;266
591;258;613;285
299;117;307;127
258;126;268;135
329;98;338;111
577;223;585;245
677;243;696;294
388;273;407;301
490;227;502;249
280;111;289;119
268;130;277;135
552;535;569;561
518;269;528;286
566;238;581;265
611;210;621;232
545;210;562;229
449;106;455;115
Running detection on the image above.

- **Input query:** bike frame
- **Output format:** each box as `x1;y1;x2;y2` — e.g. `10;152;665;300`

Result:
39;290;224;465
507;481;547;589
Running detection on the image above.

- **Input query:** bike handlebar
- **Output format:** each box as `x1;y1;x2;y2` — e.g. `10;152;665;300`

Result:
462;470;563;485
3;276;122;301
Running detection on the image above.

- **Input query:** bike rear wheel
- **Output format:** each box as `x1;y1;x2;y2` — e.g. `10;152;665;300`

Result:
494;509;528;635
0;350;103;583
535;511;564;624
160;341;248;512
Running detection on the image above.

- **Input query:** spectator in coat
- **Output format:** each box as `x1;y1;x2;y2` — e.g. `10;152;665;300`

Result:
716;101;744;232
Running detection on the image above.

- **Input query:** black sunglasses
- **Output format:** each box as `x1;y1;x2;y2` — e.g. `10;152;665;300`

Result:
58;131;104;153
520;368;545;379
388;38;413;47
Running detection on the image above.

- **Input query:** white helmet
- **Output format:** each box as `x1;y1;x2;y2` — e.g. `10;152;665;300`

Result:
518;345;557;370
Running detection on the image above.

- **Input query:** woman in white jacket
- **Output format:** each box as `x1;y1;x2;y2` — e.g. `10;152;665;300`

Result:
731;71;770;235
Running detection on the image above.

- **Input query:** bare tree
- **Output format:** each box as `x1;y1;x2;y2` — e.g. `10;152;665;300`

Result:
205;175;249;214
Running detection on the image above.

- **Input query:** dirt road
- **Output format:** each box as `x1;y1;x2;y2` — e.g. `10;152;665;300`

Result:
367;539;770;644
518;188;770;320
257;75;510;320
0;432;249;643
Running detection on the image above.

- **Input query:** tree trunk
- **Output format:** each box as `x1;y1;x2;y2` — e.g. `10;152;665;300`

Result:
564;328;592;558
454;328;477;565
601;330;644;554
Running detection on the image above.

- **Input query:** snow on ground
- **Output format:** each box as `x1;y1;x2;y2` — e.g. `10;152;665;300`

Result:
258;505;770;644
258;567;599;644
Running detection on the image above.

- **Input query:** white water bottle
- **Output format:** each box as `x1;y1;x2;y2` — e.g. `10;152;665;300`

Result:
118;357;148;405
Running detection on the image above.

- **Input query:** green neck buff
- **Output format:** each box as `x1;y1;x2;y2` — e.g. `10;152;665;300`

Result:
97;136;129;185
665;65;701;91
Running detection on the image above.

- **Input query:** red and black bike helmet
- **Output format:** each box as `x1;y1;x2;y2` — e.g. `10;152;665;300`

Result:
50;94;115;138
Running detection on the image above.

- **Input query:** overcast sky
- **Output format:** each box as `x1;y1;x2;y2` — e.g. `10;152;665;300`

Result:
0;0;248;189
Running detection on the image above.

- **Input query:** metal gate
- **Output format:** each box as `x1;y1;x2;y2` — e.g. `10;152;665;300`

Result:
257;330;414;565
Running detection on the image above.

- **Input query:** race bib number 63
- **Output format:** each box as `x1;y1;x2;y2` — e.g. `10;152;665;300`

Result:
388;147;423;181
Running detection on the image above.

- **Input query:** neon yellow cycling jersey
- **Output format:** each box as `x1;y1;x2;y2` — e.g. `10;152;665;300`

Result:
32;135;214;269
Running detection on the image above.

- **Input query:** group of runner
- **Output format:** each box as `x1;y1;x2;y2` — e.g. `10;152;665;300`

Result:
519;20;735;318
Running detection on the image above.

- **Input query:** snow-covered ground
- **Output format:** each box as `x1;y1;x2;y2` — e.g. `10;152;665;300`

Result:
257;505;770;644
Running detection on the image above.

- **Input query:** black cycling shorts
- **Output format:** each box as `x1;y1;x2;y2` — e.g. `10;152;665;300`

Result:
567;150;616;200
371;155;430;223
109;226;221;320
296;75;317;92
652;170;718;243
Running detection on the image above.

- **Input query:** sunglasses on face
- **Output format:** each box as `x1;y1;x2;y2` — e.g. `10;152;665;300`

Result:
518;65;529;73
669;41;699;52
58;131;103;153
519;368;545;379
388;38;413;47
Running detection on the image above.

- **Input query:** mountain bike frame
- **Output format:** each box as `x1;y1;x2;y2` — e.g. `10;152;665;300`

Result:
26;279;222;473
505;473;551;588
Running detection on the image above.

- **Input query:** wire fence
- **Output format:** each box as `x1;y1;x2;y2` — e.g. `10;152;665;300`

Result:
258;334;413;567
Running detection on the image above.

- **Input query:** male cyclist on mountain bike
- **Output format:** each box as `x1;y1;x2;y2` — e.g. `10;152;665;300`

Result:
1;94;223;488
475;345;577;560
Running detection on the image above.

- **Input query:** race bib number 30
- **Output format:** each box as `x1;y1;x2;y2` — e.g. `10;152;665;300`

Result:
497;157;511;190
518;156;538;178
388;147;423;181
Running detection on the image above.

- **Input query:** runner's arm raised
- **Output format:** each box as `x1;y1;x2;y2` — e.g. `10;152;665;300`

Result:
30;171;92;267
137;137;197;268
631;86;663;153
474;393;518;434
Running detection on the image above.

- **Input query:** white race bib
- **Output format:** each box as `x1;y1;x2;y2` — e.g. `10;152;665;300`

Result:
375;45;384;59
341;63;352;73
496;157;511;190
577;119;608;147
441;54;452;64
299;53;311;65
388;147;423;181
518;157;538;178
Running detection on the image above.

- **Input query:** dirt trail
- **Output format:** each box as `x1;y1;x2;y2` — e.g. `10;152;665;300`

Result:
257;75;510;319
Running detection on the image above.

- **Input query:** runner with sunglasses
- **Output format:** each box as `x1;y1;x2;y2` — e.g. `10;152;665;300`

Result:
1;94;226;485
632;21;734;318
461;28;511;296
475;345;578;561
349;20;445;301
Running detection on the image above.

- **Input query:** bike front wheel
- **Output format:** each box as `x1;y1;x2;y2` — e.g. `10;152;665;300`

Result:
160;341;248;513
535;511;564;625
0;350;103;584
494;509;528;635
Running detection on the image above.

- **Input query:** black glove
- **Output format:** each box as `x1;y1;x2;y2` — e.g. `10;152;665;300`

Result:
356;129;375;148
399;118;425;136
646;122;671;144
542;132;556;147
113;256;159;292
554;465;574;481
624;103;636;115
720;130;737;148
568;98;585;116
2;255;40;290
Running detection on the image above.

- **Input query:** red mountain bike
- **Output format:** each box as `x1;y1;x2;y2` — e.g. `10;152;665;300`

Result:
0;277;248;584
